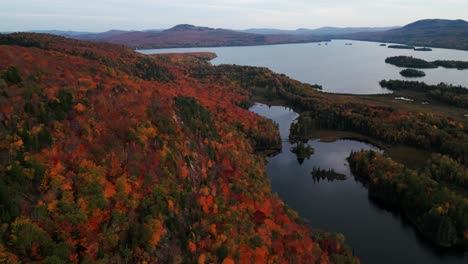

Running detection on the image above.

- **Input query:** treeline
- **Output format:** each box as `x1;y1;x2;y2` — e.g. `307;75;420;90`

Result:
348;151;468;249
385;56;468;70
380;80;468;108
289;104;468;165
187;63;323;107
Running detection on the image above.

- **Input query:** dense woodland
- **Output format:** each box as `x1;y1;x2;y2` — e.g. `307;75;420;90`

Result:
348;151;468;248
0;33;361;263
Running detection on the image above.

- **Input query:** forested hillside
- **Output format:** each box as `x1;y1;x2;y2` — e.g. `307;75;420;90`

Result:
0;33;357;263
349;151;468;248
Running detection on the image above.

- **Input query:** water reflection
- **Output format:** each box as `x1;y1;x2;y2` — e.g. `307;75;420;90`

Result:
249;103;467;264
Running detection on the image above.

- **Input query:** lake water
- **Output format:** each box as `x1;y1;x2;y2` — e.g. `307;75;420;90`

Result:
140;40;468;94
249;103;467;264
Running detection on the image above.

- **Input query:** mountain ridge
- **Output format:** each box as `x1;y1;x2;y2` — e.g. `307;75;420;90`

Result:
10;19;468;50
239;26;399;36
74;24;327;49
342;19;468;50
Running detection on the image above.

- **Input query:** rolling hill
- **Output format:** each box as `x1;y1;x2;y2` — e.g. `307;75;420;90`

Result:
343;19;468;50
74;24;326;49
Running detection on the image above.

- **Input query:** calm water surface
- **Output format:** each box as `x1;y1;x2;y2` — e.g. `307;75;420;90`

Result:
140;40;468;94
249;103;467;264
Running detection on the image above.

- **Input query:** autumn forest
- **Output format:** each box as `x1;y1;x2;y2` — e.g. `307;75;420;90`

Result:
0;33;363;263
0;29;467;264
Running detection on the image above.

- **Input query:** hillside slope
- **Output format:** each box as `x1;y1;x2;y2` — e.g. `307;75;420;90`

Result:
343;19;468;50
0;33;357;263
74;24;326;49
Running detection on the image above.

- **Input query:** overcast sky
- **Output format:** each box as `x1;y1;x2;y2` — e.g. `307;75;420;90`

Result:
2;0;467;32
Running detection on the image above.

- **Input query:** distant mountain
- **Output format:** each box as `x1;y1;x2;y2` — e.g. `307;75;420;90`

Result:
303;26;399;36
19;19;467;50
241;26;398;36
240;28;298;35
74;24;326;49
76;30;134;41
27;30;94;37
143;29;163;33
343;19;468;50
25;30;162;40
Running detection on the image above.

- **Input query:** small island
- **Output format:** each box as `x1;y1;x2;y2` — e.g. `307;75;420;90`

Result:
385;56;437;68
291;142;314;164
385;56;468;70
380;44;387;46
388;45;415;49
433;60;468;70
311;167;347;182
400;68;426;77
387;45;432;51
414;47;432;51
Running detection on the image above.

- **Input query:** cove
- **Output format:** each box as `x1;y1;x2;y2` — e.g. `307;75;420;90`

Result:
249;103;467;264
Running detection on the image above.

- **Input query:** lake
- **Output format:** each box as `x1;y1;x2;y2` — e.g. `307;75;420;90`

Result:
140;40;468;94
249;103;467;264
